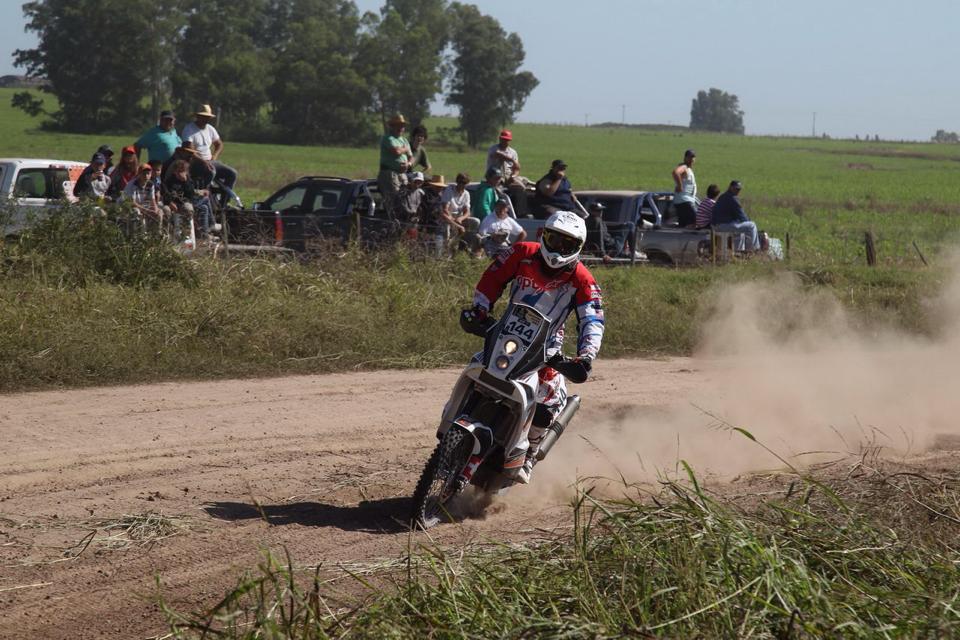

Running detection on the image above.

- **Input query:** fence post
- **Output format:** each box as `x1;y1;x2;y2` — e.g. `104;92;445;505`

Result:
785;232;791;261
864;231;876;266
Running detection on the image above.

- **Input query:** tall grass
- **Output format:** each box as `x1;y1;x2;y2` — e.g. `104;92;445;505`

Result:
161;455;960;638
0;214;944;391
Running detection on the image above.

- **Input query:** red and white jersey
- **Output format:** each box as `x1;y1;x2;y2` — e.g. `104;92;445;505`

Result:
473;242;604;361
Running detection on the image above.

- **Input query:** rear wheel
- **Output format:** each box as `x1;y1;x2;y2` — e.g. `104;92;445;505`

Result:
411;428;473;529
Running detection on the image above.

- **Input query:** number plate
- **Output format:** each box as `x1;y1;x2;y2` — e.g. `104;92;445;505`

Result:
501;307;542;346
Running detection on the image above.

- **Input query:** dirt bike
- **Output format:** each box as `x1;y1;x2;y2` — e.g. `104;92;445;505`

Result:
411;302;588;529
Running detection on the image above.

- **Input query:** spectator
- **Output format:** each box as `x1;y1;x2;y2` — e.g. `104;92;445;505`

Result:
712;180;760;251
119;163;169;230
440;173;476;253
163;158;216;238
107;146;139;198
671;149;697;227
472;167;503;219
181;104;237;189
418;174;448;255
396;171;424;224
486;129;521;184
73;153;112;200
96;145;115;175
479;197;526;258
377;113;411;217
695;183;720;229
135;110;181;164
584;202;620;261
408;125;431;174
535;159;585;218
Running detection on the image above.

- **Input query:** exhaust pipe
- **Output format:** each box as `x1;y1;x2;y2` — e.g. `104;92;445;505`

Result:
535;395;580;461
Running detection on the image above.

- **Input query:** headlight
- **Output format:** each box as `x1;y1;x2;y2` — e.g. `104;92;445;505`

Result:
495;355;510;370
503;339;518;355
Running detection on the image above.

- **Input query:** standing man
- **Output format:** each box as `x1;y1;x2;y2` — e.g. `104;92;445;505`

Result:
711;180;760;252
671;149;697;227
535;159;586;218
378;113;411;217
486;129;521;183
135;110;181;165
181;104;237;189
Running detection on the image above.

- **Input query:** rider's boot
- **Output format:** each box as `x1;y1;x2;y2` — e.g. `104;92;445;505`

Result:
516;405;553;484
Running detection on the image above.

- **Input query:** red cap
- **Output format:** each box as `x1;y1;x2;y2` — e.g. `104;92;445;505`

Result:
122;145;136;155
499;129;512;140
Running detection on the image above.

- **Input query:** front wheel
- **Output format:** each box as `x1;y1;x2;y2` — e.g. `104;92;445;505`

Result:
411;428;474;529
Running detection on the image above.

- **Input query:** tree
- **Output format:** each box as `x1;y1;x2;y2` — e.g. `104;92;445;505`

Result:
689;88;745;134
360;0;449;126
14;0;180;132
446;3;538;147
171;0;273;137
931;129;959;143
267;0;375;144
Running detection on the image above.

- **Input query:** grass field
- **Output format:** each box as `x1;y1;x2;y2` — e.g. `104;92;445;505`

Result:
4;88;960;264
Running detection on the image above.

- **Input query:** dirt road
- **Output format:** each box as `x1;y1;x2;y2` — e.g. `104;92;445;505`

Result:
0;357;706;639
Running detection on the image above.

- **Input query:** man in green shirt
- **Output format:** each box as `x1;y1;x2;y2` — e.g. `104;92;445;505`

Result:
472;167;502;219
377;114;410;216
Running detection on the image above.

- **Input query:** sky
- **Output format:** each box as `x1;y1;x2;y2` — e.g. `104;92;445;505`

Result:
3;0;958;141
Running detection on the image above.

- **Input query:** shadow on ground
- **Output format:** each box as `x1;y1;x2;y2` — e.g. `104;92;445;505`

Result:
203;497;411;534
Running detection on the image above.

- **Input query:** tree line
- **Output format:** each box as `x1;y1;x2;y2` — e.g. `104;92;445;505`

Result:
12;0;538;148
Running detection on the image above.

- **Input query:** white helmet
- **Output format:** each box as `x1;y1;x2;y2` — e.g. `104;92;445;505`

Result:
539;211;586;269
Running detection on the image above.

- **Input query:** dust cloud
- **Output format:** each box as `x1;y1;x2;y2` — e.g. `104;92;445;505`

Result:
535;260;960;496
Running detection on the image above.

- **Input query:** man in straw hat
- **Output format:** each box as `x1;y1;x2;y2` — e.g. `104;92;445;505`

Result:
378;113;411;217
181;104;237;189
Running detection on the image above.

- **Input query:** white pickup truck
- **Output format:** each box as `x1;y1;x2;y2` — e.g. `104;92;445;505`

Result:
0;158;88;235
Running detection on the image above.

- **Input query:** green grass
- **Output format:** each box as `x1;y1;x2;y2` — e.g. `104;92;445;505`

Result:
160;453;960;638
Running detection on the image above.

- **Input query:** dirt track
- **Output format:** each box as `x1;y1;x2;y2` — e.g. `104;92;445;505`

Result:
0;357;706;639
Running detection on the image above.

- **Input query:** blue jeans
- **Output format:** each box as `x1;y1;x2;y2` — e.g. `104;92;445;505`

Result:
213;161;237;189
714;221;759;251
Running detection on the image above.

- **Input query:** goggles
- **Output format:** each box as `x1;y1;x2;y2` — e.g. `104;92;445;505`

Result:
542;228;583;256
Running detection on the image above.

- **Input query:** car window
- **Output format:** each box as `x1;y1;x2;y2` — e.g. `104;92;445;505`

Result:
14;169;49;198
48;169;70;199
577;196;626;222
265;185;308;211
307;187;346;213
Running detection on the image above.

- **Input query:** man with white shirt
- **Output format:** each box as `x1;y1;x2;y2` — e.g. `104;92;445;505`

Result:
181;104;237;189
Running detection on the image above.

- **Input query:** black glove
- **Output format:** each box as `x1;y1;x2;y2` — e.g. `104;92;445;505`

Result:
459;306;492;337
550;356;591;383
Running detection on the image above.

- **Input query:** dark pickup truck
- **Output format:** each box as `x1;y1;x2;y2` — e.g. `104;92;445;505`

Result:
224;176;396;251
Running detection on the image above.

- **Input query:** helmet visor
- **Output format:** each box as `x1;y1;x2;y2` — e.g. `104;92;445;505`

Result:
542;228;583;256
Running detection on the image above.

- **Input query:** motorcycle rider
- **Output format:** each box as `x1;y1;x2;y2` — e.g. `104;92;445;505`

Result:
464;210;604;483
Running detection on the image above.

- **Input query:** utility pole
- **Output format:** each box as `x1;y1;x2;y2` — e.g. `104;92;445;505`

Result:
584;113;589;127
812;112;817;137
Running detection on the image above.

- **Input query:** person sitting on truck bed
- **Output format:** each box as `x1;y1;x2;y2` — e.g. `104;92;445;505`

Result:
73;153;112;200
695;183;720;229
534;159;585;219
163;159;215;239
711;180;760;252
584;202;620;261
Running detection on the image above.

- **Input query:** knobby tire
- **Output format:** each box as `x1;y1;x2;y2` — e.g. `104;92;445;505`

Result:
411;428;473;529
